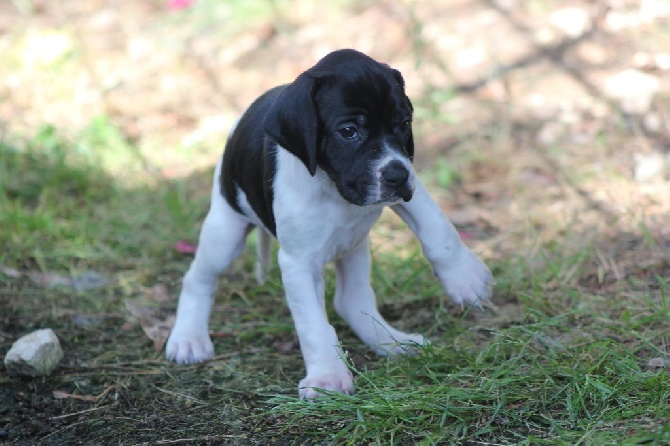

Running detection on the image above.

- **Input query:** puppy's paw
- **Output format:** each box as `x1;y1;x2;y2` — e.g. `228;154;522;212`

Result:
299;367;354;399
165;328;214;364
438;248;492;307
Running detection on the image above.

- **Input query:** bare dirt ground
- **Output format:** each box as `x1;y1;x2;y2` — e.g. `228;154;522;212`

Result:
1;0;669;444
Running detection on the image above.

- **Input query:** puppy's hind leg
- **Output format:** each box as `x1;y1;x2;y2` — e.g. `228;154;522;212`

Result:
166;189;250;364
255;228;272;285
334;237;428;356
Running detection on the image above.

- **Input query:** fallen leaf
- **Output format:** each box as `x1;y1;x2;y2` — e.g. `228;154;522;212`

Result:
125;300;175;351
141;283;172;303
176;240;197;254
146;314;175;351
167;0;194;11
124;299;154;320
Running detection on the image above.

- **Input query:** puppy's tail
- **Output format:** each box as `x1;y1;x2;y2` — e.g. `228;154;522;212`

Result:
255;228;272;285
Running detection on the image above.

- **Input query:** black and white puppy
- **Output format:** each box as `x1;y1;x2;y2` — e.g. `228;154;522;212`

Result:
166;49;492;399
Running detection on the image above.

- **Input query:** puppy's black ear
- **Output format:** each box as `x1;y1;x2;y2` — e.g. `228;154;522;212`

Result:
263;73;324;176
391;68;406;89
392;69;415;161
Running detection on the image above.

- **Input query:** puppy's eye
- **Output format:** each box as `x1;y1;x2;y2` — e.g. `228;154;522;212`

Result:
398;119;412;132
338;126;358;140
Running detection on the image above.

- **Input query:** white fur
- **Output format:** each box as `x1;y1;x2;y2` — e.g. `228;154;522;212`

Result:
166;145;492;399
391;184;491;307
255;228;272;285
166;158;248;363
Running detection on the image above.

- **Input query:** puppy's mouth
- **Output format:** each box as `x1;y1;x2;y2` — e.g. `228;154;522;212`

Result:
354;180;414;206
374;186;414;205
337;174;414;206
397;186;414;202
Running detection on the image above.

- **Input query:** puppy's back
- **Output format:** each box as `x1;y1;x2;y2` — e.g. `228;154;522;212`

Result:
220;86;286;235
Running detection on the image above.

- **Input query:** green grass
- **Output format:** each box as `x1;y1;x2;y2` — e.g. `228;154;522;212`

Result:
264;245;670;445
270;338;670;445
1;122;669;445
0;121;208;271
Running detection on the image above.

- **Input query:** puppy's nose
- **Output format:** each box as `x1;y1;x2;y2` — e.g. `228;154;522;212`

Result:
381;160;409;188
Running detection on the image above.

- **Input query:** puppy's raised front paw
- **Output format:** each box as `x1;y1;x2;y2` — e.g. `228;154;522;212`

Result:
438;248;492;307
299;367;354;399
165;329;214;364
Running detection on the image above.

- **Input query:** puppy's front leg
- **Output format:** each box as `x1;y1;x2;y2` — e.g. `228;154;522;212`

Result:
278;249;353;399
392;180;492;306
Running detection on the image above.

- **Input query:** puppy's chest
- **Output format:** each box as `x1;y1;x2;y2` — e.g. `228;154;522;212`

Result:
273;149;382;261
276;198;381;263
323;207;381;260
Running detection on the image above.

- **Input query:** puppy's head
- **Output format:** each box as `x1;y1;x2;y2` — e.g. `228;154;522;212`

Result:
264;49;415;206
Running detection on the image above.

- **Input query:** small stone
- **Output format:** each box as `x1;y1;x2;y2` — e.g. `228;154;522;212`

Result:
604;69;660;114
4;329;64;376
647;357;669;369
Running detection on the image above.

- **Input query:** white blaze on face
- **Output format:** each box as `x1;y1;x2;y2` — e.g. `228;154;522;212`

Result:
367;143;415;205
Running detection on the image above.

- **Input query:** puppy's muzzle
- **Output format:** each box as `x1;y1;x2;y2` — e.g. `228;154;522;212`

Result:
381;160;413;202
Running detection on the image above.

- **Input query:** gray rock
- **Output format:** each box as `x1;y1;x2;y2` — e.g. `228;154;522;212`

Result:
4;329;64;376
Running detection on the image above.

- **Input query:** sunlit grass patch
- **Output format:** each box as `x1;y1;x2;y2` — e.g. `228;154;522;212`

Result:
0;122;207;270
